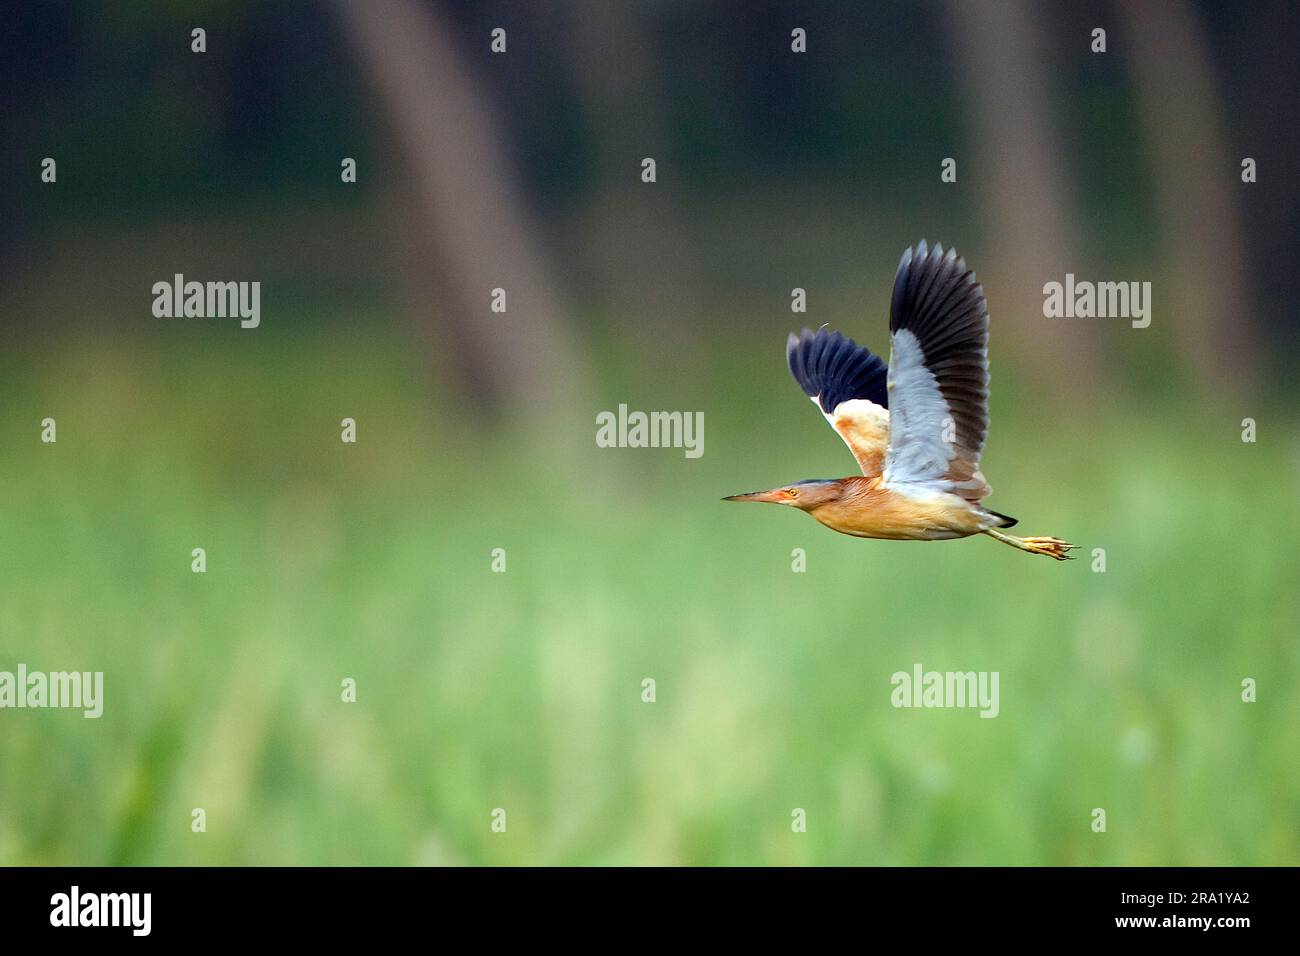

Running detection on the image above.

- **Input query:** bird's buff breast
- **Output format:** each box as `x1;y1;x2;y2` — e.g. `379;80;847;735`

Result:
807;480;990;541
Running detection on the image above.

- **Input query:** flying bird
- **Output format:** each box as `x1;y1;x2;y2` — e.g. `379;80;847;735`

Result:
724;240;1076;560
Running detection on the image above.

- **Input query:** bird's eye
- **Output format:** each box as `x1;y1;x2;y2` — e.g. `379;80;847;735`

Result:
784;488;799;498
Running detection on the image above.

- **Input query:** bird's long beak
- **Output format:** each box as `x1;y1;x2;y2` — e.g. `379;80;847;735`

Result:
722;488;785;504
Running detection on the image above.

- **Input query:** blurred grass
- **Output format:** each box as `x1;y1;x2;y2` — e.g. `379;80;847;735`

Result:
0;313;1297;866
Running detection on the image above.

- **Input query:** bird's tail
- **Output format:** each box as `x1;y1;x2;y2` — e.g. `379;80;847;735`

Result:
984;509;1018;528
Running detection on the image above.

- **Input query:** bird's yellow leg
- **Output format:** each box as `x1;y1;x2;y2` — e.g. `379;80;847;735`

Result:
982;528;1078;561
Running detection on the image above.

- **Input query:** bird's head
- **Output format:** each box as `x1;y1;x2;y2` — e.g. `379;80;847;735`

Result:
723;478;845;510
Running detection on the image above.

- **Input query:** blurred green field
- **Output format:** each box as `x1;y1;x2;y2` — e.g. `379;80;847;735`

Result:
1;316;1297;866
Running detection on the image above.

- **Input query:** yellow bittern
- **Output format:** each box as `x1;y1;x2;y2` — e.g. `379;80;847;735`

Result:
725;240;1076;560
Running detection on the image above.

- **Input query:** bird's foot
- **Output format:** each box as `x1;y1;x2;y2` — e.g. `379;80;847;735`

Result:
1019;536;1078;561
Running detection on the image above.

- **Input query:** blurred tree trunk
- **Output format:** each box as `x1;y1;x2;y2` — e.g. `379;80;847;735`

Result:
566;0;702;334
1118;0;1259;396
944;0;1100;397
1229;0;1300;361
331;0;588;424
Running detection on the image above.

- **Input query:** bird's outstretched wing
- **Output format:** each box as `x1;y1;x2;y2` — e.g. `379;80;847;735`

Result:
883;240;991;500
787;327;890;476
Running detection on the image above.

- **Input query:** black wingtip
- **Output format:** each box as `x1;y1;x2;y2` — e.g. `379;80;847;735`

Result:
891;240;980;333
889;240;991;462
786;326;888;412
